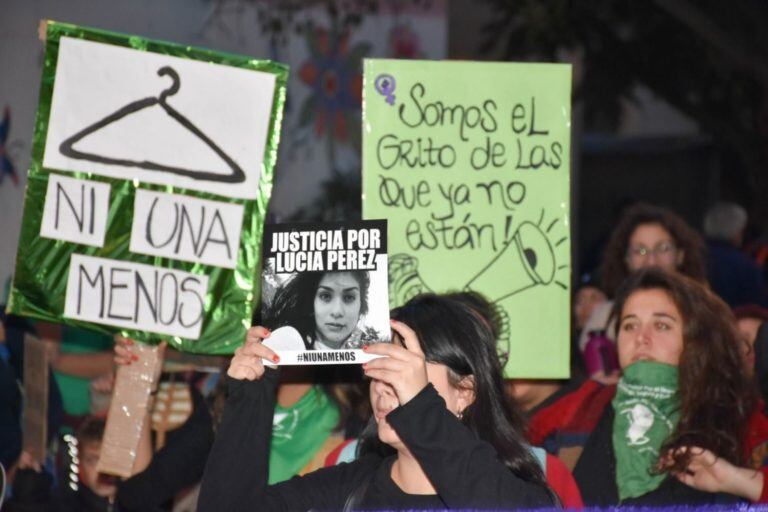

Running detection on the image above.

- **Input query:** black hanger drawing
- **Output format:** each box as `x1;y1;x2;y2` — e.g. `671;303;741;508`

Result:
59;66;246;184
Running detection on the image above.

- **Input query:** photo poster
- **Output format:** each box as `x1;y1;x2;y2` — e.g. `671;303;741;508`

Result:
362;59;572;378
6;21;288;354
261;220;391;365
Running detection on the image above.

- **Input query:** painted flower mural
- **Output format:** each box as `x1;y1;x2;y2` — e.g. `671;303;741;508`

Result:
0;106;19;186
298;27;370;159
389;23;423;59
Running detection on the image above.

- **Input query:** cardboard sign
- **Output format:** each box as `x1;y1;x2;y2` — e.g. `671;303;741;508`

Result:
97;342;162;478
261;221;390;365
8;21;287;353
22;334;48;463
362;60;572;378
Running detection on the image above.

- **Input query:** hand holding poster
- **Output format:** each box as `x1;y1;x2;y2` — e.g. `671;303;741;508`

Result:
362;59;571;378
261;221;390;365
7;21;287;353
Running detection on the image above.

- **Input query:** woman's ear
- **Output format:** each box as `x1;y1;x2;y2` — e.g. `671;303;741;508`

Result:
456;375;476;413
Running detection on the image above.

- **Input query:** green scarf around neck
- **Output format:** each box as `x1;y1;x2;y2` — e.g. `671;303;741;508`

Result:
268;385;340;484
612;361;680;501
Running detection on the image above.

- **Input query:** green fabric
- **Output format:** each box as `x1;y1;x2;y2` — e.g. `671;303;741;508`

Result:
268;386;340;484
53;325;113;416
612;361;680;501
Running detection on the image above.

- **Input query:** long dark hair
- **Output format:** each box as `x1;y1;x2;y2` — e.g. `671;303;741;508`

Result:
601;203;707;297
263;270;371;348
358;294;549;490
611;268;756;472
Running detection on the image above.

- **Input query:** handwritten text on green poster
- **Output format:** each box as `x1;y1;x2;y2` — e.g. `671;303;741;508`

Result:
362;59;571;378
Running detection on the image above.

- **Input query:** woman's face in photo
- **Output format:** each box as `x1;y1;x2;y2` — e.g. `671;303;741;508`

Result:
313;272;362;348
617;288;685;369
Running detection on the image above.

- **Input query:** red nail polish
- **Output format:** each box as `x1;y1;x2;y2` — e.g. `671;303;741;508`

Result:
272;355;280;363
362;345;368;351
132;354;139;361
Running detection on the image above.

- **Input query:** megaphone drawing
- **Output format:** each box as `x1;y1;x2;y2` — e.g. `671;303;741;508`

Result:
465;220;561;303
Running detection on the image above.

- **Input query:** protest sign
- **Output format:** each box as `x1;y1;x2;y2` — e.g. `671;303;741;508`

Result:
22;334;48;463
261;220;390;365
98;342;163;477
7;21;287;353
362;60;571;377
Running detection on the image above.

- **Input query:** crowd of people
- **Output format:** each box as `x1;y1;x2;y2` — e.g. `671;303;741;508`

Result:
2;200;768;510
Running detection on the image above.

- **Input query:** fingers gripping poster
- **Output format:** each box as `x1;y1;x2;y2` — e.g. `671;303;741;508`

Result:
7;21;288;353
362;60;571;378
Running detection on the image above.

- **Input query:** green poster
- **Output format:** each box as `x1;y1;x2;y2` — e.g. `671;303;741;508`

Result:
362;59;571;377
6;21;288;354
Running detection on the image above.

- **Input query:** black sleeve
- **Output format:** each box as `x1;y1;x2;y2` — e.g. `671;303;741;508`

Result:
386;384;556;509
197;371;377;512
116;389;215;511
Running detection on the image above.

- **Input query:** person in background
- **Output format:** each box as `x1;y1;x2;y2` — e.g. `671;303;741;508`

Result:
0;310;63;503
704;202;768;308
574;277;608;335
209;311;370;485
37;322;114;432
733;304;768;373
579;203;707;382
573;275;609;384
8;339;215;511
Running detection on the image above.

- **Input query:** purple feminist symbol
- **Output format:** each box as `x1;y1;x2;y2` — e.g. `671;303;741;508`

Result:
375;74;396;106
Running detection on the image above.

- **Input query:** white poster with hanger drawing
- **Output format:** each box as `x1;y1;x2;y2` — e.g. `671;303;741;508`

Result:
43;36;276;200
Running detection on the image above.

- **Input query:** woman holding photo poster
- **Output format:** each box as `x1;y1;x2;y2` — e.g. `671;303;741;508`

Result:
199;294;556;511
264;270;380;351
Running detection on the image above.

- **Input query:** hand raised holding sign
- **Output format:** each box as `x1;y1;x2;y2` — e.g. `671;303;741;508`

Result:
362;319;428;405
227;326;280;381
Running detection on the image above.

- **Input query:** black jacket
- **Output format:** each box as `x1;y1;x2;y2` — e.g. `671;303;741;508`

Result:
199;370;555;511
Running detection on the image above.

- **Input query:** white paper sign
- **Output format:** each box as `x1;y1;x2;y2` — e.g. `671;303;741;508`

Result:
44;37;276;200
40;174;110;247
130;189;243;268
64;254;209;339
261;326;382;366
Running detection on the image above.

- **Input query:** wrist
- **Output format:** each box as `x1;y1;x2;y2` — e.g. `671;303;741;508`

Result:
725;465;763;502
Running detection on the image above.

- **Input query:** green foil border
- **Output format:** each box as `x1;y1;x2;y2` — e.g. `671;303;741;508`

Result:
6;21;288;354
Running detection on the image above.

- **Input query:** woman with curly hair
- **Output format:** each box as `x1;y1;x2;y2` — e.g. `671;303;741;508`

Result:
600;203;707;297
529;268;767;505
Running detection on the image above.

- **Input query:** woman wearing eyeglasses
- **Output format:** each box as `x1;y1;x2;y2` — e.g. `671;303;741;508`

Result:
578;203;707;384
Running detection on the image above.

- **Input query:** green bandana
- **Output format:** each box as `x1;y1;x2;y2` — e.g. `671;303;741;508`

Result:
268;385;340;484
612;361;680;501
